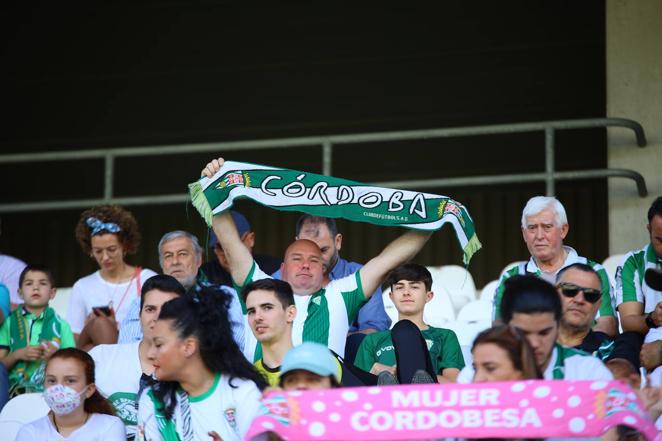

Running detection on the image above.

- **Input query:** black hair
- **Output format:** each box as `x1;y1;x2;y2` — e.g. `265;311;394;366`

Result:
556;262;600;283
648;196;662;223
140;274;186;310
19;264;55;287
295;215;338;238
500;275;561;324
241;278;294;308
152;285;267;419
387;263;433;291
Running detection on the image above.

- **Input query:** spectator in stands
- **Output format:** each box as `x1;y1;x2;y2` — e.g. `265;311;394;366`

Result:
243;278;295;386
471;325;542;382
557;263;643;366
138;289;266;441
16;348;125;440
0;217;27;310
273;215;391;363
0;265;75;398
118;230;244;349
354;264;464;384
493;196;617;336
279;342;341;391
69;205;157;350
90;275;186;438
202;210;281;288
616;196;662;336
459;275;613;382
203;156;431;359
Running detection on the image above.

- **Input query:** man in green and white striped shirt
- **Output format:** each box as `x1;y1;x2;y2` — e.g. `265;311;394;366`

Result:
204;159;432;359
616;196;662;335
492;196;618;337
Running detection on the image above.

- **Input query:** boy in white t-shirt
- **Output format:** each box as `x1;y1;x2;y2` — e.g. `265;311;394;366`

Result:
90;274;186;439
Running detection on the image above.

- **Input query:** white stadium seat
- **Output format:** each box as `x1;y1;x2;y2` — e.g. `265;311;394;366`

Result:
49;287;72;318
479;279;499;304
456;300;493;323
0;392;50;440
428;265;476;314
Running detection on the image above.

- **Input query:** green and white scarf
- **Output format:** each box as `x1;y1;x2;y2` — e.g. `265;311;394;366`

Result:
8;306;62;395
189;161;481;264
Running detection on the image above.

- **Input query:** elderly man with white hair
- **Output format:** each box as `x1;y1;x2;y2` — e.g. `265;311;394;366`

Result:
492;196;618;337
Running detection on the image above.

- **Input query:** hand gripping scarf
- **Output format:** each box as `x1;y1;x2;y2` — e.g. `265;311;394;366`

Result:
189;161;481;264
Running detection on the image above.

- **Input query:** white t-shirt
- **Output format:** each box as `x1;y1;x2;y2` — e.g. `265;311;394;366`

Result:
457;345;614;383
138;373;261;441
89;341;142;437
16;413;126;441
67;269;157;333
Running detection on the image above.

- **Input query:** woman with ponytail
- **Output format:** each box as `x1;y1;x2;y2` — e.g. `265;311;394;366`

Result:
16;348;125;440
138;286;267;441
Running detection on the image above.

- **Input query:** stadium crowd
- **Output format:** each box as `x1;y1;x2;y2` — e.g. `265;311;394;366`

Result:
0;156;661;440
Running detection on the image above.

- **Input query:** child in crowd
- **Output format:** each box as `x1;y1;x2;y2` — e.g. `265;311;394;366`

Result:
16;347;125;440
138;288;267;441
279;342;342;391
0;265;75;398
354;263;464;384
69;205;157;350
471;325;542;382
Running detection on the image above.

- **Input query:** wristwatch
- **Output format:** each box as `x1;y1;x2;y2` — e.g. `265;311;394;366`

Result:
646;312;656;329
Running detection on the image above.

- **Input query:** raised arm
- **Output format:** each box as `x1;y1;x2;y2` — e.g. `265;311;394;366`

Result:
359;230;432;298
202;158;255;286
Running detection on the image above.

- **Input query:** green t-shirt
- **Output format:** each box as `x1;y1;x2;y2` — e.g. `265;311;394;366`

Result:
354;326;465;375
0;306;76;393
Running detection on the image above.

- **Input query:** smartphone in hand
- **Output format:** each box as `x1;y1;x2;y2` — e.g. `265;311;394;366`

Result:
93;305;112;316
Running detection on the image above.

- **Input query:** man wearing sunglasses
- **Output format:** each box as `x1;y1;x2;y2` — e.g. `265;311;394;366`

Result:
557;263;643;367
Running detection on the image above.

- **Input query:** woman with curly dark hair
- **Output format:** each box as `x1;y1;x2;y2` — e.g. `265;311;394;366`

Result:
138;287;267;441
68;205;157;350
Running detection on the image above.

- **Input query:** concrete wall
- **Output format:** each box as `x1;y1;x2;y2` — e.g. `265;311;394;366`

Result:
607;0;662;254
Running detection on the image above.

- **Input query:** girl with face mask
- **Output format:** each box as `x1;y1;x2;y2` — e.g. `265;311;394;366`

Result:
15;348;125;440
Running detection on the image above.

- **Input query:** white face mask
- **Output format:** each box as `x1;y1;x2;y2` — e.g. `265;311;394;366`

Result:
43;384;87;416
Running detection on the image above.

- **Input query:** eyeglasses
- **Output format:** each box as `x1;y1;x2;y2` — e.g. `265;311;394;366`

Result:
557;282;602;304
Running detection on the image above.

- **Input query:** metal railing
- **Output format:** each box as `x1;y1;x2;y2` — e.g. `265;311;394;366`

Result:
0;117;648;213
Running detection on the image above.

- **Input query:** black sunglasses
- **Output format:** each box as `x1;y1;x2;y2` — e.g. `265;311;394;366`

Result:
557;282;602;304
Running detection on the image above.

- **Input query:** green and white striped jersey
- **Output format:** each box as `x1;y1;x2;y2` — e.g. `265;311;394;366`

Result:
237;261;366;359
492;246;616;320
615;243;662;312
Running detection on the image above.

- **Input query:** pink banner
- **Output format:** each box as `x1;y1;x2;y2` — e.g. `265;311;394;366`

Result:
246;380;660;441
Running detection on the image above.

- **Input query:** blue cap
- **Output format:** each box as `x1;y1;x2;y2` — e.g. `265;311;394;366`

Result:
208;210;251;248
280;342;340;382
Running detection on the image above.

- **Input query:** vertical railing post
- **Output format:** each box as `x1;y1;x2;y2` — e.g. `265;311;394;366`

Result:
545;128;555;196
322;140;332;176
104;153;114;200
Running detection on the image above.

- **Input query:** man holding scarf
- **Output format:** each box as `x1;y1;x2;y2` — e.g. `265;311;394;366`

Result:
201;157;433;358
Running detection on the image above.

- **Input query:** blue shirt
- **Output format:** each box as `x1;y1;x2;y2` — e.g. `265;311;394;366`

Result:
118;281;245;350
0;283;9;322
272;257;390;332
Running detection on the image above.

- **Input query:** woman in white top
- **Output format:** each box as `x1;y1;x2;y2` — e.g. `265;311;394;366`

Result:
138;286;267;441
68;205;157;350
16;347;125;441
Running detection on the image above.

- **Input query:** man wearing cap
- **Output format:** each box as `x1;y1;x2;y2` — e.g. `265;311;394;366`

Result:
201;210;281;289
279;342;341;390
493;196;618;336
118;230;244;348
203;158;432;359
616;196;662;336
